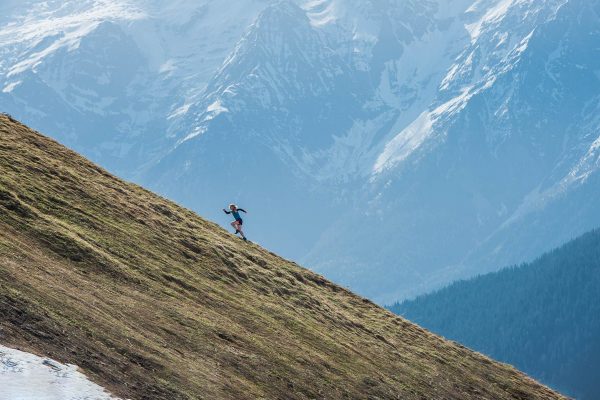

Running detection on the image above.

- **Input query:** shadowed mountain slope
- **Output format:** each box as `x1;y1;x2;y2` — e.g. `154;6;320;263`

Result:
391;228;600;399
0;114;563;399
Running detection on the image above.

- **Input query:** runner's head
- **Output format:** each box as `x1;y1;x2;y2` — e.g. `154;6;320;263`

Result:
229;204;237;211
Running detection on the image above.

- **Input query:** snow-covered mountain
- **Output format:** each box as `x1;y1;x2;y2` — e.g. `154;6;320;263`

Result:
0;0;267;172
1;0;599;303
305;0;600;302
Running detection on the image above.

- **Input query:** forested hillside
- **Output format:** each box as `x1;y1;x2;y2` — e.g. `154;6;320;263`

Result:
392;229;600;399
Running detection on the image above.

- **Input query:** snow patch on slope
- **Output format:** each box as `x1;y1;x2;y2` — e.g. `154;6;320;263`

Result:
374;84;482;173
465;0;515;42
505;125;600;229
2;80;21;93
0;345;121;400
302;0;338;27
373;111;434;173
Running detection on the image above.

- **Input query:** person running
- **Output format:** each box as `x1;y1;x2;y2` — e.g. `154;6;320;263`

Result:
223;204;247;240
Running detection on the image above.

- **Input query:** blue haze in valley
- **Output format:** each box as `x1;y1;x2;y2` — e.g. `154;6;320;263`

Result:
1;0;600;305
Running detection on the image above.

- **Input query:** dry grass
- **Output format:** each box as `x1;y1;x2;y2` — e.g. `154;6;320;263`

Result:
0;114;566;399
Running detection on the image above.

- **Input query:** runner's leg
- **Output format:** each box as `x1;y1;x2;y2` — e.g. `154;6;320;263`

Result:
236;221;246;238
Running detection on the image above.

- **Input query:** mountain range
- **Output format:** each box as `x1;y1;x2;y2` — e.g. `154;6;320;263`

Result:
2;0;599;303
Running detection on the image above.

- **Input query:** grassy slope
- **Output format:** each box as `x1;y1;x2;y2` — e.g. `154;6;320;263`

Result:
0;114;563;400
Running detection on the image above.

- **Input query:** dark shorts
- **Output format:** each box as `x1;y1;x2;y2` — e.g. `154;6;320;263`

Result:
235;218;243;225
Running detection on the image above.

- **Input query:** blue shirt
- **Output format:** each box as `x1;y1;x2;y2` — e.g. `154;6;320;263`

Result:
225;208;246;221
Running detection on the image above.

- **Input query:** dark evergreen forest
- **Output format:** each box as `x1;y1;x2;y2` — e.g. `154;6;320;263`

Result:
391;229;600;399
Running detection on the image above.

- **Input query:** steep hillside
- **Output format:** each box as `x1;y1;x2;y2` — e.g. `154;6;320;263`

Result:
0;114;564;399
391;229;600;399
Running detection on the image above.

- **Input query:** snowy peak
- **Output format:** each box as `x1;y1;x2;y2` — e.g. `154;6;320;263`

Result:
209;0;340;98
440;0;567;96
0;0;144;79
372;0;569;174
262;0;308;20
34;21;146;113
171;0;361;154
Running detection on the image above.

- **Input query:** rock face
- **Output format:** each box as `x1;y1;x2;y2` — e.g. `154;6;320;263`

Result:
0;114;565;400
1;0;599;303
